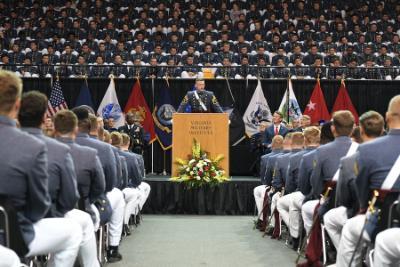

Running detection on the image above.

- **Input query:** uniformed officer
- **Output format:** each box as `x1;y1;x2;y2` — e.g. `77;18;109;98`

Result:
19;92;101;267
323;111;384;250
254;135;284;229
177;78;223;113
72;106;125;262
337;95;400;267
118;112;149;155
0;70;82;266
302;111;355;236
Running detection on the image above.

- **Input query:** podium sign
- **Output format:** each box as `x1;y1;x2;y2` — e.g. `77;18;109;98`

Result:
172;113;229;177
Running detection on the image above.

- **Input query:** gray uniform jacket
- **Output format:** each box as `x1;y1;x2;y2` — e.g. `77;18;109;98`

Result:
336;153;360;217
285;149;310;194
265;151;287;186
119;156;128;189
298;148;317;200
310;136;352;198
119;150;142;187
22;128;79;218
260;149;282;184
272;151;294;189
56;137;105;204
75;133;117;192
0;116;50;245
356;129;400;210
177;90;224;113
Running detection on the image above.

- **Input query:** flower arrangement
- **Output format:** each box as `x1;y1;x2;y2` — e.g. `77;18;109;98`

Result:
170;139;230;188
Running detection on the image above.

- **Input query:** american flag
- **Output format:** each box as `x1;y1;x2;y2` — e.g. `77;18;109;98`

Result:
46;80;68;117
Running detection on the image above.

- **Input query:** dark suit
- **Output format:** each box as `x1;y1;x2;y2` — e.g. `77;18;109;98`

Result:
177;90;223;113
263;124;289;153
0;116;50;245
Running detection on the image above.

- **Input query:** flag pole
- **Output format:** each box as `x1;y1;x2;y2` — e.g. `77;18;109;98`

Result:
225;76;235;106
163;150;167;176
151;77;155;175
286;74;290;123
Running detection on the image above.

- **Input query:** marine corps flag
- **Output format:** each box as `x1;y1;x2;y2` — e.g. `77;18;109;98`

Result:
124;79;156;142
303;79;330;124
332;80;359;124
243;79;272;137
152;80;175;150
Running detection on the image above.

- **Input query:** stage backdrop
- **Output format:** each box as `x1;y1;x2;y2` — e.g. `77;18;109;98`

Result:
22;78;400;176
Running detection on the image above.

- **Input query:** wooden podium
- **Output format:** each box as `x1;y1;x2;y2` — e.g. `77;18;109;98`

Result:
172;113;229;177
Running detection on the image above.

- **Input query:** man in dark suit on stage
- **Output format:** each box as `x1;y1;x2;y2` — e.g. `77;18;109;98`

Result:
263;111;289;153
177;78;223;113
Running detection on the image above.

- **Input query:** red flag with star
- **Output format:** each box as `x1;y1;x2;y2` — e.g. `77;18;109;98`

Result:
332;80;359;124
303;80;330;124
124;79;156;142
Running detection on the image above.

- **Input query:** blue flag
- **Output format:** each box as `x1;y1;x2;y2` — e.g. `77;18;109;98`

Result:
152;81;175;150
75;81;94;108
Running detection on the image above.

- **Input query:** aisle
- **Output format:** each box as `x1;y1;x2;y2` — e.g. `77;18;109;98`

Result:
113;215;296;267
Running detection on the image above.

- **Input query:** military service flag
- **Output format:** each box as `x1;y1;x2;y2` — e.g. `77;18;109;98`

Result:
332;80;359;124
152;80;175;150
279;78;302;123
124;80;156;142
303;80;330;124
75;80;94;108
243;79;272;137
97;77;125;128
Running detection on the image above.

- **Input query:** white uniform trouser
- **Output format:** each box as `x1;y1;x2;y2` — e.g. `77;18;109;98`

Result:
270;192;282;227
122;187;141;224
0;245;20;267
323;206;348;250
374;228;400;267
337;214;368;267
277;193;291;230
138;182;151;210
107;188;125;246
26;218;82;267
301;200;319;236
253;185;268;220
290;192;305;238
65;209;99;267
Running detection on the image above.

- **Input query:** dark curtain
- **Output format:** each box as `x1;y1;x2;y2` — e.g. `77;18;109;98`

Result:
22;78;400;175
142;179;260;215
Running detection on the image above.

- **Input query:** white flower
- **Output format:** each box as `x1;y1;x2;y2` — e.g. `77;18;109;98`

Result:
196;163;202;168
190;171;194;175
196;176;201;180
186;167;190;172
189;159;196;165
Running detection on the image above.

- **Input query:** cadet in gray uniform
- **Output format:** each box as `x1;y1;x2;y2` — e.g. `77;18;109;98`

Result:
19;92;100;267
337;96;400;267
323;111;384;250
72;106;125;262
0;70;82;267
53;111;105;229
110;132;141;236
254;135;284;225
302;111;355;235
177;78;224;113
120;133;150;212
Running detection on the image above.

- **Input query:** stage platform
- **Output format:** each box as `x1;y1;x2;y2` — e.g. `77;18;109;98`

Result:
142;175;260;215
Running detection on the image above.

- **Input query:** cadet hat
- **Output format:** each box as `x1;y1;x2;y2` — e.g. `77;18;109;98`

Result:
71;106;89;120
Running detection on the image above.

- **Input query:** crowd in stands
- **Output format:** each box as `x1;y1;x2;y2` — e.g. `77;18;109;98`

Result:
1;0;400;79
0;70;150;266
